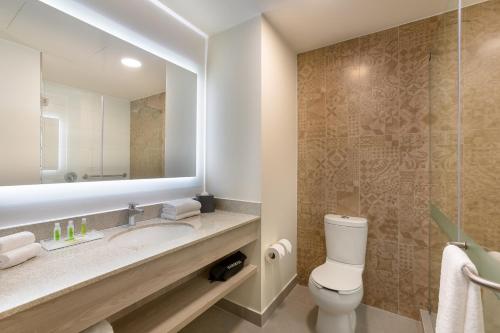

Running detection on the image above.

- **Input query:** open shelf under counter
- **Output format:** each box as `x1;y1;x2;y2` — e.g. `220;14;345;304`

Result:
113;264;257;333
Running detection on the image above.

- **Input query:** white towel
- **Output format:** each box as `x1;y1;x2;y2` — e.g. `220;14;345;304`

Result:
0;231;35;253
162;198;201;215
81;320;114;333
0;243;41;269
161;210;200;221
436;245;484;333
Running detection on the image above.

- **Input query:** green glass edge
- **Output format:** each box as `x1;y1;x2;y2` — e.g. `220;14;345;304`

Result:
430;203;500;285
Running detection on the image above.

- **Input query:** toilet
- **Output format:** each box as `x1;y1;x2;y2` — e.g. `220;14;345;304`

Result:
308;214;368;333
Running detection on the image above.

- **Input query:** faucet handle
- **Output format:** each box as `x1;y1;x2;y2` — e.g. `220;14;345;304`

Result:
128;203;144;212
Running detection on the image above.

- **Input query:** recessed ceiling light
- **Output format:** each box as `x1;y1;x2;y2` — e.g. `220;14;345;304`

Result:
121;57;142;68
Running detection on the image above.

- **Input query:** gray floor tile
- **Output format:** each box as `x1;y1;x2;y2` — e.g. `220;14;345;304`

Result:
181;285;423;333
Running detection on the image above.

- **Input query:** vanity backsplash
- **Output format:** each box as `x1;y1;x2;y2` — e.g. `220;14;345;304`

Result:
0;198;261;242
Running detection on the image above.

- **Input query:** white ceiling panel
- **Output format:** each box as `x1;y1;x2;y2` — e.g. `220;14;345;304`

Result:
0;0;25;30
160;0;487;53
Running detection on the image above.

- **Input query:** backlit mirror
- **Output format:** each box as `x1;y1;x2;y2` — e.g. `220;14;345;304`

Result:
0;0;197;185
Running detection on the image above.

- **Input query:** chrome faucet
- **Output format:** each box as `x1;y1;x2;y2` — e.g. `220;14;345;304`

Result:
127;203;144;226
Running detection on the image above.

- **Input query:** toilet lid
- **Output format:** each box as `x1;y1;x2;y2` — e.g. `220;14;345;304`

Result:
311;261;363;295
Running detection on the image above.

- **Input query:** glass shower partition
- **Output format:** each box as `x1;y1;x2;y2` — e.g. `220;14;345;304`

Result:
429;0;500;331
429;0;461;324
459;0;500;331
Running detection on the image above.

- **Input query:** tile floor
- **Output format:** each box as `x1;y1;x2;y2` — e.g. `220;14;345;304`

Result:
181;285;423;333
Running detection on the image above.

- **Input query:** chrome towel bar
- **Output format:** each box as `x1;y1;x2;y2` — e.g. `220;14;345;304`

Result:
83;173;127;180
462;265;500;293
447;241;500;292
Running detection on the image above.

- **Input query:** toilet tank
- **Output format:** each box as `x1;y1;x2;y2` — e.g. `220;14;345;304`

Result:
324;214;368;265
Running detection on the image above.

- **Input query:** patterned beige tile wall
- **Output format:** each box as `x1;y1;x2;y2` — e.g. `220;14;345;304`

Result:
461;0;500;252
429;0;500;314
130;92;166;179
429;9;459;314
298;17;439;319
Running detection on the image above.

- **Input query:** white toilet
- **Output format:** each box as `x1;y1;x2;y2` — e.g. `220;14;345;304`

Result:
308;214;368;333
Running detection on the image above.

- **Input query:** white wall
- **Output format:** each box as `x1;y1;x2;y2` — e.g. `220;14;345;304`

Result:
41;81;101;183
260;18;297;310
103;95;130;177
206;16;262;203
0;38;40;186
41;82;130;184
207;16;263;311
165;62;197;178
206;16;298;313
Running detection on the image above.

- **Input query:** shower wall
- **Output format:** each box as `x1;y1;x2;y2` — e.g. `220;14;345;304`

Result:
130;92;166;179
297;17;438;319
429;0;500;316
429;9;459;313
461;0;500;252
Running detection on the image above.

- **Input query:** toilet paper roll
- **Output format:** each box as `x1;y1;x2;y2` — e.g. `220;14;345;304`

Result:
265;243;286;263
278;239;292;254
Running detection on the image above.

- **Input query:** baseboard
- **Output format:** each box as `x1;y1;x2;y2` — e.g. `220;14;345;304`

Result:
261;275;298;325
216;299;262;327
216;274;298;327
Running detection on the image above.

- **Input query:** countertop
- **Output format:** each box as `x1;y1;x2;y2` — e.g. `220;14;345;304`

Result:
0;210;259;320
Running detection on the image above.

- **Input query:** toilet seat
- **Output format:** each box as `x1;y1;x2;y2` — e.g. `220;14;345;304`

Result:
310;260;363;295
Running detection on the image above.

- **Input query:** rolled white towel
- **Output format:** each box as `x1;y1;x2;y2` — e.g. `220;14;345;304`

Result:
0;231;35;253
161;210;200;221
81;320;114;333
0;243;41;269
162;198;201;215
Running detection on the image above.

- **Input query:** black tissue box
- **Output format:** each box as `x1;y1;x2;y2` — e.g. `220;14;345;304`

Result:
209;251;247;282
195;193;215;213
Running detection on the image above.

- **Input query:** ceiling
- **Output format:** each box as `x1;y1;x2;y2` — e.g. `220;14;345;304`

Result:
157;0;290;36
160;0;485;53
1;0;166;101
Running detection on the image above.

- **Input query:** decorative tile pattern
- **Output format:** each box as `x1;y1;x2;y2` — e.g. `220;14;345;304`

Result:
461;0;500;253
298;17;439;320
429;1;500;317
130;92;166;179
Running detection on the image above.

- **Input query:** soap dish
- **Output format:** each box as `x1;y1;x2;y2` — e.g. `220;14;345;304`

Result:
41;230;104;251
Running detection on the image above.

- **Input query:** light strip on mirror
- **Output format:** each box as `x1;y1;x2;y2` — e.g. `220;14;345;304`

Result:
40;115;64;173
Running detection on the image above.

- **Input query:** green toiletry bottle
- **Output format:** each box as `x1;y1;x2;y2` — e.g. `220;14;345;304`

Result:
53;222;61;241
81;218;87;237
67;220;75;241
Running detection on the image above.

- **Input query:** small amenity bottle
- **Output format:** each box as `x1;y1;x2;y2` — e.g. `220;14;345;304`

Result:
67;220;75;241
81;218;87;237
53;222;61;241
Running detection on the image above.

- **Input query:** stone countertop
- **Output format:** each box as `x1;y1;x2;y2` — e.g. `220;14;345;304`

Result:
0;210;259;320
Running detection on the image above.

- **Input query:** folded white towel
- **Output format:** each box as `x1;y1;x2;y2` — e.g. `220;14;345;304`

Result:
0;243;41;269
161;210;200;221
81;320;114;333
0;231;35;253
436;245;484;333
162;198;201;215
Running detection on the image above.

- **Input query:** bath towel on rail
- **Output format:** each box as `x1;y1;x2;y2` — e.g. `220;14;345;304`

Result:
436;245;484;333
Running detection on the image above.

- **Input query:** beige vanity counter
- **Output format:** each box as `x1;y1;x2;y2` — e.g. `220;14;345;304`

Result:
0;210;259;333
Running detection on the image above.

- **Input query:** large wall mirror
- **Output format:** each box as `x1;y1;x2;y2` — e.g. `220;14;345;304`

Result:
0;0;197;186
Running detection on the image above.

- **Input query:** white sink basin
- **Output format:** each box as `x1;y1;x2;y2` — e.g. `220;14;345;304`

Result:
109;223;194;250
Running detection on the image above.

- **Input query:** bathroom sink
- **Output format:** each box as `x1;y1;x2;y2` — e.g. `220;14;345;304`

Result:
109;223;194;250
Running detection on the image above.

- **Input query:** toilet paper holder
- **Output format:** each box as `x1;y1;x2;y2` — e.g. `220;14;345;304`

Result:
265;239;293;263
